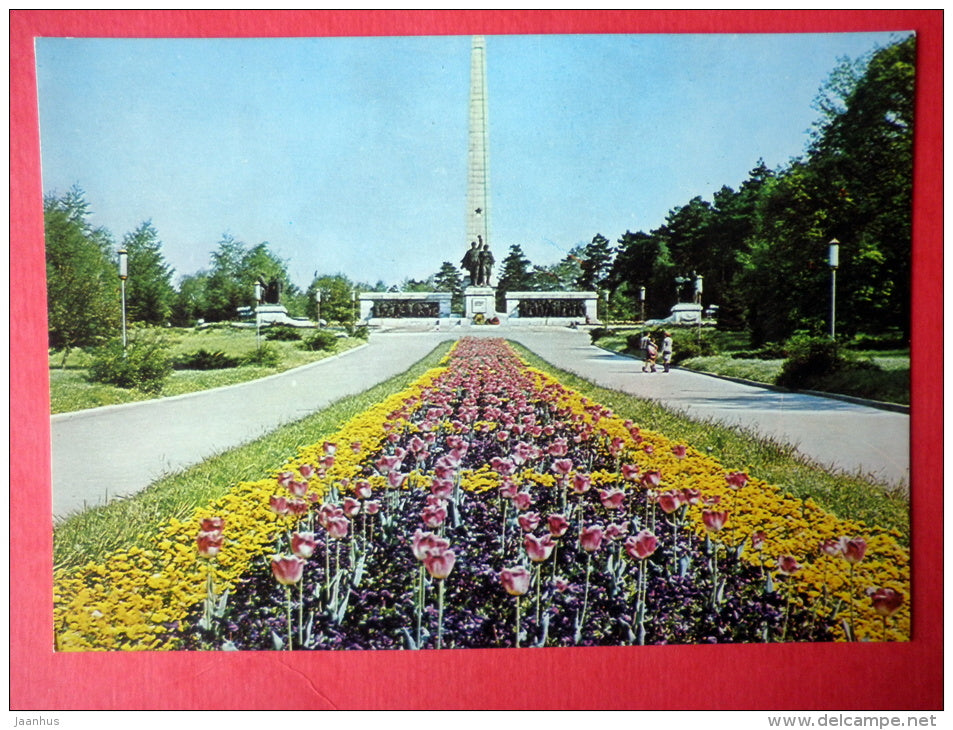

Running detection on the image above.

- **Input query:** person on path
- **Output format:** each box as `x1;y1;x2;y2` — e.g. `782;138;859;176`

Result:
642;335;658;373
661;331;674;373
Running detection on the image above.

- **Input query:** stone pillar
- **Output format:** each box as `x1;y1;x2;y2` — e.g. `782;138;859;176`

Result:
466;36;491;282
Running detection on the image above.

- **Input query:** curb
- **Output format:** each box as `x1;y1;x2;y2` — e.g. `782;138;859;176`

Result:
591;344;910;415
51;341;370;422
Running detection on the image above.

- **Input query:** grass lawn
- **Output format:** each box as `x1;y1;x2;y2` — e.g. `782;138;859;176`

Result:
49;326;366;414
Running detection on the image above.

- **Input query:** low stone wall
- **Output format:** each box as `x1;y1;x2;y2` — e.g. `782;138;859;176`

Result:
359;292;452;323
504;291;599;325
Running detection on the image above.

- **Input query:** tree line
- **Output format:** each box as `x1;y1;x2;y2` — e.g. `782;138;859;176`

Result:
45;35;912;355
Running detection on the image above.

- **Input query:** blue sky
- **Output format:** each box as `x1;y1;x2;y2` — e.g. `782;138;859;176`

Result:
35;31;907;289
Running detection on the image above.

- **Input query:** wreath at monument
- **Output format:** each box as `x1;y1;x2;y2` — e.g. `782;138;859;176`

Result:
473;313;486;325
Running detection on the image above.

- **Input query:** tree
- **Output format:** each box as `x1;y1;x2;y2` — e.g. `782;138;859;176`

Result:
203;234;249;322
308;273;357;324
121;221;176;325
608;230;676;320
495;244;535;309
171;272;210;326
574;234;615;291
44;187;120;366
432;261;464;313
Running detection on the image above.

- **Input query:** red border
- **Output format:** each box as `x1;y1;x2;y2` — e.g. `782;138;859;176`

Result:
11;10;942;710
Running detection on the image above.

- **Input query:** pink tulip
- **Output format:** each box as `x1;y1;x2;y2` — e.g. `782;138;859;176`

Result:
553;577;571;593
288;498;309;516
291;531;318;559
322;441;338;455
702;509;729;533
751;531;767;551
424;549;456;580
318;503;344;529
868;587;904;617
411;529;446;561
656;490;682;514
342;497;362;517
277;471;294;487
271;555;305;586
200;517;225;533
298;463;316;479
287;480;309;497
496;430;510;442
621;463;641;481
680;488;702;505
624;530;658;560
350;441;363;454
725;471;749;489
387;471;406;489
269;495;290;515
605;522;628;540
518;512;541;533
580;525;605;552
641;470;662;488
326;516;350;540
196;530;224;559
499;479;519;499
777;556;801;575
421;504;447;528
672;444;688;459
524;533;555;562
548;439;569;457
512;491;533;511
364;500;381;515
547;513;570;538
320;455;335;469
430;478;454;499
425;494;447;507
609;437;624;456
598;488;625;510
354;480;373;500
572;473;592;494
839;537;868;565
375;454;401;474
643;444;655;455
819;538;841;557
500;566;532;596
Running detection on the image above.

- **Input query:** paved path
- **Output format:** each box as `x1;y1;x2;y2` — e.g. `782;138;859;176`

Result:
51;327;908;520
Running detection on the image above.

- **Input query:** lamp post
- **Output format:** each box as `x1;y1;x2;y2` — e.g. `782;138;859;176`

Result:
117;248;128;350
315;289;322;328
253;281;262;351
352;290;357;324
695;275;704;345
828;239;840;339
639;286;646;323
602;290;609;325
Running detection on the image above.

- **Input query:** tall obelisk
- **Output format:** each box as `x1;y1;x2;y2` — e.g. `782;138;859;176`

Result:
466;35;490;279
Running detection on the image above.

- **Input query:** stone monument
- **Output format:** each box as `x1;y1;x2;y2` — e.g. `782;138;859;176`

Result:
461;35;498;320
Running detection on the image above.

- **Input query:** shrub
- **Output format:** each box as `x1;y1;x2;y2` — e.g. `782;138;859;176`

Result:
345;324;370;340
87;327;173;393
669;332;717;364
301;330;339;352
173;349;241;370
775;335;848;389
241;344;281;367
264;324;303;342
589;327;612;344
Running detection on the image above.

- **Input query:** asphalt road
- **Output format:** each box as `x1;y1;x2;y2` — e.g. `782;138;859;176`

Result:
50;326;909;520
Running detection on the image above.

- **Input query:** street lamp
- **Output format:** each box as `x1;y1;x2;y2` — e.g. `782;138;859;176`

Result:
828;239;840;339
695;275;704;345
117;249;128;350
639;286;646;323
602;290;609;325
352;290;358;324
253;281;262;351
314;289;322;327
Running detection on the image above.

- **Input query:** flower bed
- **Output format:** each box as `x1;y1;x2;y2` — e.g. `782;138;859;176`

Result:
54;338;909;651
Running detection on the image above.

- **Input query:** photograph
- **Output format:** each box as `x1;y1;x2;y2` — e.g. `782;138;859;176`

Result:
11;9;942;712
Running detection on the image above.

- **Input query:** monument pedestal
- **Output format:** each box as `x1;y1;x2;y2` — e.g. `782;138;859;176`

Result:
464;287;497;320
